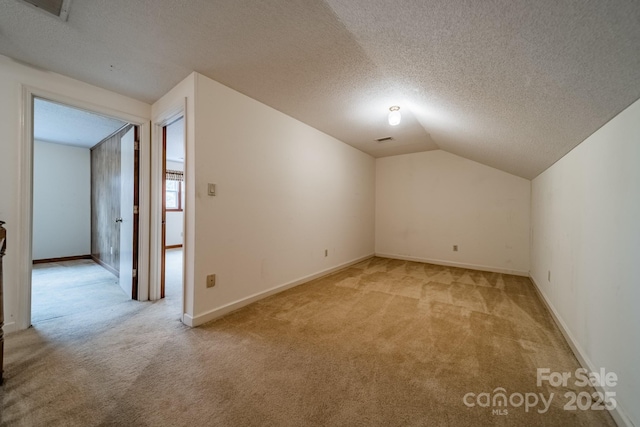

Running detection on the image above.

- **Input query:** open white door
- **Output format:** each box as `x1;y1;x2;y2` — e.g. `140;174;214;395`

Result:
119;127;135;298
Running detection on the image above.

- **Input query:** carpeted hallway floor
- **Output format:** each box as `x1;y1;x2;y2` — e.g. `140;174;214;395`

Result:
31;248;184;325
2;257;615;426
31;259;131;324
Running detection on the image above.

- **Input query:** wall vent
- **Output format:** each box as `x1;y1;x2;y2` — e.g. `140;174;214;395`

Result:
374;136;394;143
20;0;72;21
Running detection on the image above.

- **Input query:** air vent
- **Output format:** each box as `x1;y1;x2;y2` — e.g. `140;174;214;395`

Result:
374;136;394;143
20;0;72;20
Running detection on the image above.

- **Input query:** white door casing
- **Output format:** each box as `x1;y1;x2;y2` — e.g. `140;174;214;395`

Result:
16;85;150;331
119;126;135;297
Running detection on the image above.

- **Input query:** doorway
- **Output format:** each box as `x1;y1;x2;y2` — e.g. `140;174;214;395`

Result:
30;97;140;324
161;116;185;308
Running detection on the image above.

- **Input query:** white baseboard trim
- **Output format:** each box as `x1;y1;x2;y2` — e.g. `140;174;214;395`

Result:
183;253;375;328
375;252;529;277
2;321;16;334
529;274;632;427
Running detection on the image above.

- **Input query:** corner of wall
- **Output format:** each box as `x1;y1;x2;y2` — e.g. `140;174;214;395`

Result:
188;253;374;327
528;274;634;427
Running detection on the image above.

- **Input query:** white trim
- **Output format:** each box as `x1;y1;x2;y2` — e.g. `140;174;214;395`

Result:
529;274;632;427
149;115;163;302
150;100;187;324
183;253;375;327
17;87;34;330
17;85;151;330
137;120;151;302
2;322;16;335
375;252;529;277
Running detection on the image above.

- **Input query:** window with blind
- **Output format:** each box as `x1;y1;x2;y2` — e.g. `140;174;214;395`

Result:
166;169;184;211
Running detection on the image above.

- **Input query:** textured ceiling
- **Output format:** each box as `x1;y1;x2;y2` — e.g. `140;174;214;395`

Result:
2;0;639;178
34;98;127;148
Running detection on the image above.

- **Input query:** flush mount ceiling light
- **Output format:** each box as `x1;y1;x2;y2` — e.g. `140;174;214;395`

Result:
388;106;401;126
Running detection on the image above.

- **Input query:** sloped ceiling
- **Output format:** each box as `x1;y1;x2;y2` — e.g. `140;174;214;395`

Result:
1;0;639;178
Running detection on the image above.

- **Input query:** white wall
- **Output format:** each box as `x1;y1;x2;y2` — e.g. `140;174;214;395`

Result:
165;160;184;247
531;98;640;427
33;141;91;259
376;150;530;275
188;73;375;324
0;54;151;332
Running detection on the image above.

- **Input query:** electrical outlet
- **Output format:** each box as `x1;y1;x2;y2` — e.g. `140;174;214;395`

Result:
325;249;328;257
453;245;458;252
207;274;216;288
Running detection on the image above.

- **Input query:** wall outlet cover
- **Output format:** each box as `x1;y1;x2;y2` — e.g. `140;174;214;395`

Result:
207;274;216;288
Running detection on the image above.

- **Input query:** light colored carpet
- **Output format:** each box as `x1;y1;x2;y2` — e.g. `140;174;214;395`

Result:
32;249;184;325
2;257;615;426
164;247;183;304
31;259;128;324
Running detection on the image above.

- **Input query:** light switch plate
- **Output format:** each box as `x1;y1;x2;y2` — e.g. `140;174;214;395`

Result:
208;183;216;196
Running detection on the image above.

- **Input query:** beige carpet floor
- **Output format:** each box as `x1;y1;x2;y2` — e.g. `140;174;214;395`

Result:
164;247;184;304
31;259;130;324
32;248;184;325
2;257;615;426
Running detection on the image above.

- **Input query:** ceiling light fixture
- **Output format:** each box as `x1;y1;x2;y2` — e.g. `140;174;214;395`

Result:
388;106;401;126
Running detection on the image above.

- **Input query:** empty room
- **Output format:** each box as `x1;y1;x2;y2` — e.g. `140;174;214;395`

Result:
0;1;638;426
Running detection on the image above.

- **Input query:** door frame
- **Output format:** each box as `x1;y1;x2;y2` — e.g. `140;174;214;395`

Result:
118;124;140;299
161;124;167;299
150;101;186;317
17;85;151;330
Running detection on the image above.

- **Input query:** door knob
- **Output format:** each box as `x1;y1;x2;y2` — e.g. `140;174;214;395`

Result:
115;217;123;223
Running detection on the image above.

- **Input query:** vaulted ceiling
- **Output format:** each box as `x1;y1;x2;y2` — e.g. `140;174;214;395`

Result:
1;0;639;178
